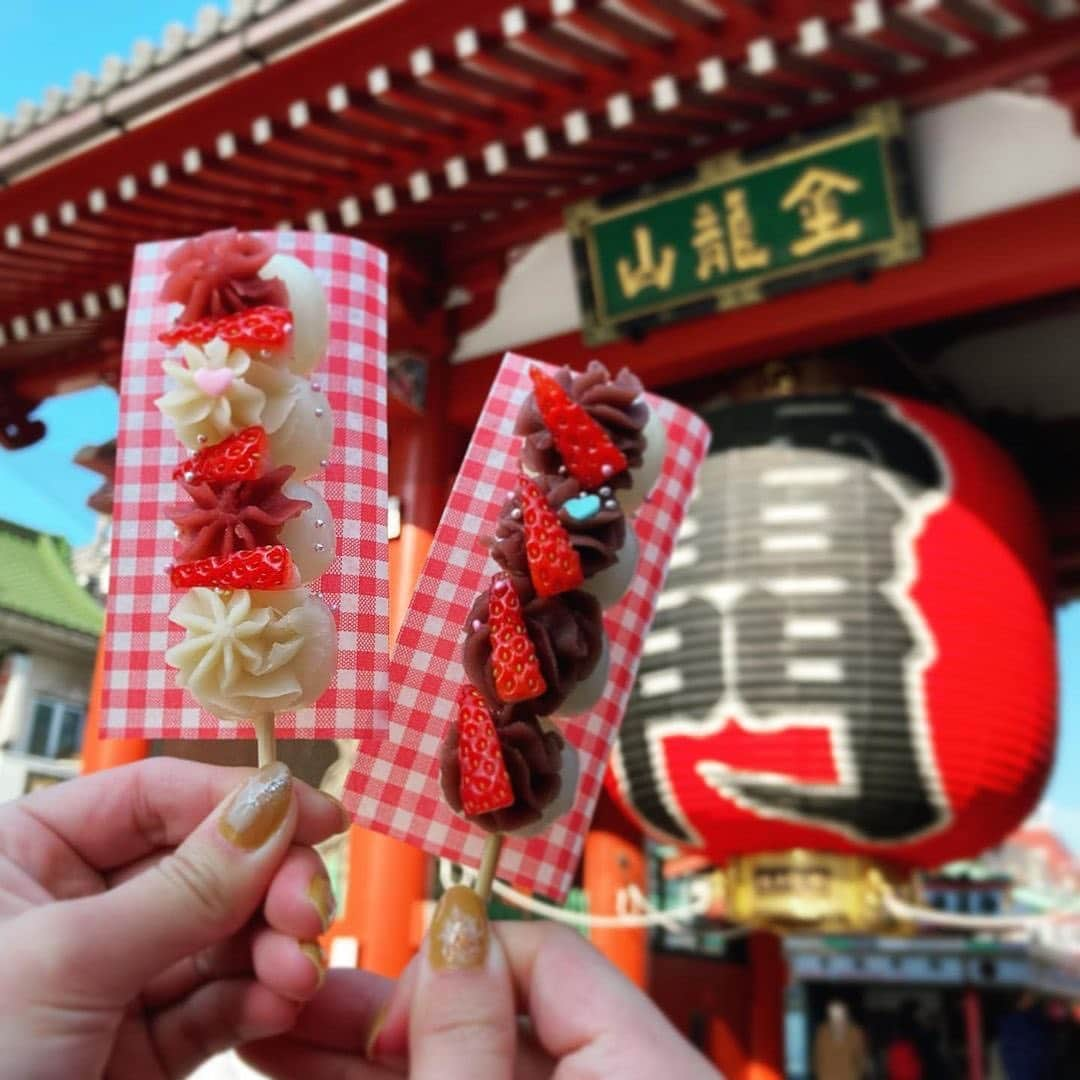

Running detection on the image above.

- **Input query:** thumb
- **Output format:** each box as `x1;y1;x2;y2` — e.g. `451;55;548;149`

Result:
407;885;516;1080
43;762;298;1003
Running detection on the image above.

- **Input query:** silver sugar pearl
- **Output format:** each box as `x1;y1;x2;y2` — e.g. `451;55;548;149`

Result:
320;459;329;468
558;465;568;475
314;543;325;553
183;470;196;482
472;619;483;632
605;499;618;510
311;380;322;392
315;518;325;528
196;434;207;444
601;464;613;477
510;507;522;520
599;486;612;497
314;407;325;418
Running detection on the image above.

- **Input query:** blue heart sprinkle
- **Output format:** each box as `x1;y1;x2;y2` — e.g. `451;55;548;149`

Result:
564;494;601;521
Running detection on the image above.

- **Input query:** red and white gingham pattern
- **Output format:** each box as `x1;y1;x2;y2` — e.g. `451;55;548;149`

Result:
344;353;711;900
102;232;389;739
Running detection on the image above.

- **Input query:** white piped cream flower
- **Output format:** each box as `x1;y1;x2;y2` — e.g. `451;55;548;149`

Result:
166;587;336;722
155;339;266;449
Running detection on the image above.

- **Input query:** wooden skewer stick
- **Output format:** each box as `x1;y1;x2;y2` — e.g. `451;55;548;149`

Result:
475;832;504;903
255;712;277;768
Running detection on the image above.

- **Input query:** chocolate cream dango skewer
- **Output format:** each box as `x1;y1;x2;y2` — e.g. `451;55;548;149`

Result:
452;518;608;832
157;230;337;766
441;507;606;878
441;363;669;896
438;367;641;879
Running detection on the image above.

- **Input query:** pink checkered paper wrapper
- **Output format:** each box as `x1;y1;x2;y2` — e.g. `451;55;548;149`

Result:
102;232;389;739
344;352;711;900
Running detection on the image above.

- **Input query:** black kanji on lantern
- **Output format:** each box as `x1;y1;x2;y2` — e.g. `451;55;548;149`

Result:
614;394;951;847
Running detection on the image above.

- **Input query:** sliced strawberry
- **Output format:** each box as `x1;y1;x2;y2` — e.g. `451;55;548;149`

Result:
528;366;628;489
487;573;546;703
456;684;515;816
173;426;268;485
170;544;294;590
519;477;584;598
160;306;293;351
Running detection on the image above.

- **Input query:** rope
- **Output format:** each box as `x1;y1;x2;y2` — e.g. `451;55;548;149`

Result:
881;889;1078;932
438;858;729;932
439;861;1077;941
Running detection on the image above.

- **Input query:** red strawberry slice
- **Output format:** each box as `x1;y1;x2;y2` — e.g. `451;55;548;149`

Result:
519;477;584;598
529;366;628;489
173;426;268;485
456;684;515;817
170;544;294;590
160;306;293;351
488;573;546;703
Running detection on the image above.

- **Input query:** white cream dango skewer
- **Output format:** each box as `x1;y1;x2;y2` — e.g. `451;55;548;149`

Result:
160;241;338;762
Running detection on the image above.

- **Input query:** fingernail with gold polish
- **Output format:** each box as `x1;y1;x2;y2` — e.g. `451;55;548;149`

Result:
364;1002;389;1061
218;762;292;849
307;873;336;931
429;884;488;971
299;941;326;988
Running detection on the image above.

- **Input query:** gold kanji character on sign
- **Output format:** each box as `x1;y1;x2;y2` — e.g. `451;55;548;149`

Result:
616;226;677;299
781;167;863;258
691;201;729;281
724;188;770;271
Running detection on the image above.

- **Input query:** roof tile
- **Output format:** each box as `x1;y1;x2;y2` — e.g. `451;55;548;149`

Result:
0;519;104;638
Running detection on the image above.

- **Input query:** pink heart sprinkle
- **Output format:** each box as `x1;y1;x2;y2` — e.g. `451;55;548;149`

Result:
193;366;235;397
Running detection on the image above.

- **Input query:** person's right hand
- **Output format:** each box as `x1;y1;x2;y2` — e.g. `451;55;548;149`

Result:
242;883;722;1079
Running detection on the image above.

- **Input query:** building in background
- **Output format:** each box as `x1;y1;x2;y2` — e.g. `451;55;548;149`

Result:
0;519;104;798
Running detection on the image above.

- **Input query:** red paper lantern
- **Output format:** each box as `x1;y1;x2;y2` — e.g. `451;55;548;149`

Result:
608;391;1056;881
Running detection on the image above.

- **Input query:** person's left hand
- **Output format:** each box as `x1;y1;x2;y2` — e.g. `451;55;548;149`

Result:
0;756;348;1079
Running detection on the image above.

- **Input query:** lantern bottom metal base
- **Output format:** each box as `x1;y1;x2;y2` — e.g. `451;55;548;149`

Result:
723;850;916;934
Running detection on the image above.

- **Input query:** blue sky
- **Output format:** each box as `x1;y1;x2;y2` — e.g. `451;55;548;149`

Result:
1053;612;1080;851
0;2;214;537
2;2;216;115
2;2;1078;855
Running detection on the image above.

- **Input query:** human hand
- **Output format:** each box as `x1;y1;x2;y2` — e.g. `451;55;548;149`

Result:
0;757;347;1079
242;884;721;1079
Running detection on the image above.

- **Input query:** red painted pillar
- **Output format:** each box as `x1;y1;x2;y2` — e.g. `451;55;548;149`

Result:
964;989;985;1080
80;616;148;774
746;931;785;1080
585;791;648;987
710;1011;750;1080
584;830;648;987
347;350;450;977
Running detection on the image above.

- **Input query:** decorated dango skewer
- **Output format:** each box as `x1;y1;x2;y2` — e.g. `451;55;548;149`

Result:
440;360;670;898
155;229;338;766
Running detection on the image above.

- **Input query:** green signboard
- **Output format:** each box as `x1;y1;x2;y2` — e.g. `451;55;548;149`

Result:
567;103;921;345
